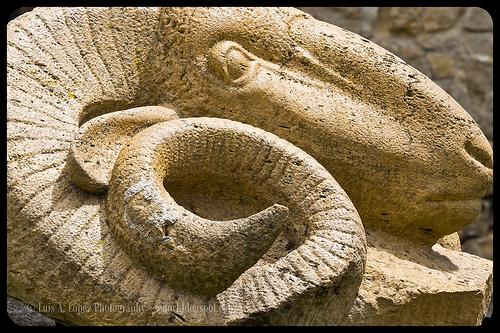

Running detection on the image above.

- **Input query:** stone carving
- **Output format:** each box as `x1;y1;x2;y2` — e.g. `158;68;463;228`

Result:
7;7;492;325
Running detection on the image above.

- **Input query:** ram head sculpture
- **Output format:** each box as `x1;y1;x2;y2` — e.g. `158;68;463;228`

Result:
7;7;493;325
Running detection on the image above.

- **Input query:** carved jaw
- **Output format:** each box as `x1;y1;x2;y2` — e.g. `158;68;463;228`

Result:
151;7;492;244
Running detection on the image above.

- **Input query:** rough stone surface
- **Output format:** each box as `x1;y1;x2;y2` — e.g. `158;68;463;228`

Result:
7;7;493;325
436;232;462;252
345;230;493;325
7;297;56;326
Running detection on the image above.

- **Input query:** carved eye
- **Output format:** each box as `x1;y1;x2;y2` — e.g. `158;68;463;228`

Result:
208;41;259;85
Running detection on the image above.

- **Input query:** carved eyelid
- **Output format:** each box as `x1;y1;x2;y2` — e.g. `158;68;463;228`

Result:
209;41;260;86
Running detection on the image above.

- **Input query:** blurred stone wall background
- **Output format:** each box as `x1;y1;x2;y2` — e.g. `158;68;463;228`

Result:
7;7;493;324
299;7;493;261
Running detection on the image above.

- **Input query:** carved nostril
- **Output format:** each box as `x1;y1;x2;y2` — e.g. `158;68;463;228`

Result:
464;139;493;170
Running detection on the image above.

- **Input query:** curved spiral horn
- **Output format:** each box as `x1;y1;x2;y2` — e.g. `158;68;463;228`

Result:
106;118;288;295
106;117;367;321
67;106;179;193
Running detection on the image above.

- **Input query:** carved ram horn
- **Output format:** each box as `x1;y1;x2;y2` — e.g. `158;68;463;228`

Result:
104;118;366;304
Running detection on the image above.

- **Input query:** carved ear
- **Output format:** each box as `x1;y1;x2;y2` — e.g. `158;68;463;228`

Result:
208;41;260;86
67;106;178;194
